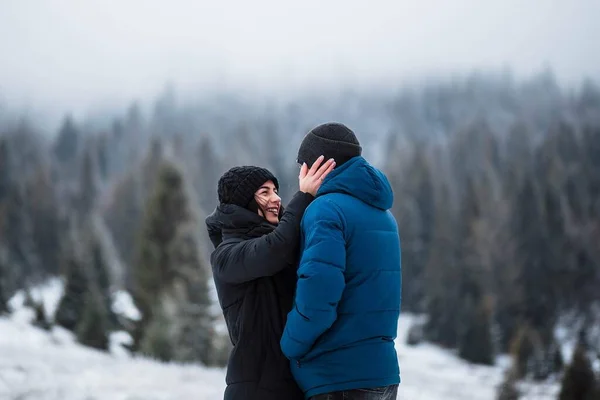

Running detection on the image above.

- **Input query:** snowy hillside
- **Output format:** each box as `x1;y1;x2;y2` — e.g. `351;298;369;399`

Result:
0;281;560;400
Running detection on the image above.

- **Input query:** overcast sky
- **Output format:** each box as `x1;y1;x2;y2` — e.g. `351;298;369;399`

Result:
1;0;599;121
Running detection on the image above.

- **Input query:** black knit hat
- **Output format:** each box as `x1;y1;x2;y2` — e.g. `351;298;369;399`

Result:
297;122;362;167
217;166;279;208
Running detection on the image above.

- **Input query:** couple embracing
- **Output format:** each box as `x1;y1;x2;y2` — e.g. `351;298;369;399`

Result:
205;123;402;400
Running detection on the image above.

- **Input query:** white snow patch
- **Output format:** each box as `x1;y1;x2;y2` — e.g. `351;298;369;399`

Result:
0;310;561;400
8;277;64;321
2;282;561;400
111;290;141;321
393;314;559;400
109;330;134;358
0;313;225;400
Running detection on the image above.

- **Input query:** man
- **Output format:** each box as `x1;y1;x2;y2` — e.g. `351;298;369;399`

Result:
281;122;402;400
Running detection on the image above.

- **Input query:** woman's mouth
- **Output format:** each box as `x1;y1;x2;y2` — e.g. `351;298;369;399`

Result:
267;207;279;216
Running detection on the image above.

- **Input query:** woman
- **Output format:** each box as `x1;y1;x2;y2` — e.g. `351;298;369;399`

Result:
205;156;335;400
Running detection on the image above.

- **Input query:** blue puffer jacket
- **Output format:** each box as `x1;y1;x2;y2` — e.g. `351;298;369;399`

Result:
280;156;402;398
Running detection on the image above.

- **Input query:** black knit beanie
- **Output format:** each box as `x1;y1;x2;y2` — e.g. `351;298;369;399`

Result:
217;166;279;208
297;122;362;167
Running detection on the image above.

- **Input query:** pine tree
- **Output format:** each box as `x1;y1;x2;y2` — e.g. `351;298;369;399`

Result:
0;290;7;315
54;218;116;346
0;137;39;286
510;177;560;380
54;243;88;331
32;299;51;331
0;244;11;315
456;197;496;365
509;324;544;379
76;288;110;350
76;149;98;218
168;224;215;364
3;183;38;282
132;161;214;363
140;138;165;193
550;341;565;375
25;165;63;276
23;286;36;309
0;139;11;314
103;137;164;287
388;143;434;313
423;183;461;348
53;115;79;164
458;295;495;365
195;138;222;212
496;366;520;400
102;172;143;279
83;221;118;330
0;137;9;202
96;134;109;180
138;298;175;362
0;263;9;314
132;162;186;338
558;339;597;400
131;161;191;348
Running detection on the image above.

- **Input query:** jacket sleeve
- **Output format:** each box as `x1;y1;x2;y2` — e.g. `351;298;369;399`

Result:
280;198;346;360
211;191;313;284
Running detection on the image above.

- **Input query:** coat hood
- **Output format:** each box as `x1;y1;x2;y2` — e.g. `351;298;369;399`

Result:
316;156;393;210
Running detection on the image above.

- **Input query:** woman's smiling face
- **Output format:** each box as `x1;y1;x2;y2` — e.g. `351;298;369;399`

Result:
254;180;281;224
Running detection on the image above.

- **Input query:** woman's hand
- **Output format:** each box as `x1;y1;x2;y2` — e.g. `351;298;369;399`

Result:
299;156;336;196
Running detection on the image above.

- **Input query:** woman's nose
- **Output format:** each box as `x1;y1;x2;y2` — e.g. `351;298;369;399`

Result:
270;193;281;203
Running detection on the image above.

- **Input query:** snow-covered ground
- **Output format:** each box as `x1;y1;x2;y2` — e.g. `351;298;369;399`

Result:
0;280;560;400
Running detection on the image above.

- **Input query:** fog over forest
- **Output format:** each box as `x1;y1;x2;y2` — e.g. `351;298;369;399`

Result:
1;0;598;129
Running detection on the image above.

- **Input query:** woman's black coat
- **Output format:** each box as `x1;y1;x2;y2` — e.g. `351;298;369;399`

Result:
205;191;313;400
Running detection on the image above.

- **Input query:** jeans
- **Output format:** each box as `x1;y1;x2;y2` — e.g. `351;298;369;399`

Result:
309;384;398;400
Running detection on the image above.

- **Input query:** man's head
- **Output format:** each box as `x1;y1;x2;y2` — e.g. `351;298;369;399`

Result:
217;166;281;224
296;122;362;167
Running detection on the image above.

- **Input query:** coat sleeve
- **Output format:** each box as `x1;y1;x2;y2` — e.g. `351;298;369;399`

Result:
280;198;346;360
211;191;313;284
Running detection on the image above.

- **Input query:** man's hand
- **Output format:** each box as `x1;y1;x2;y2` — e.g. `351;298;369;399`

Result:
299;156;336;196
